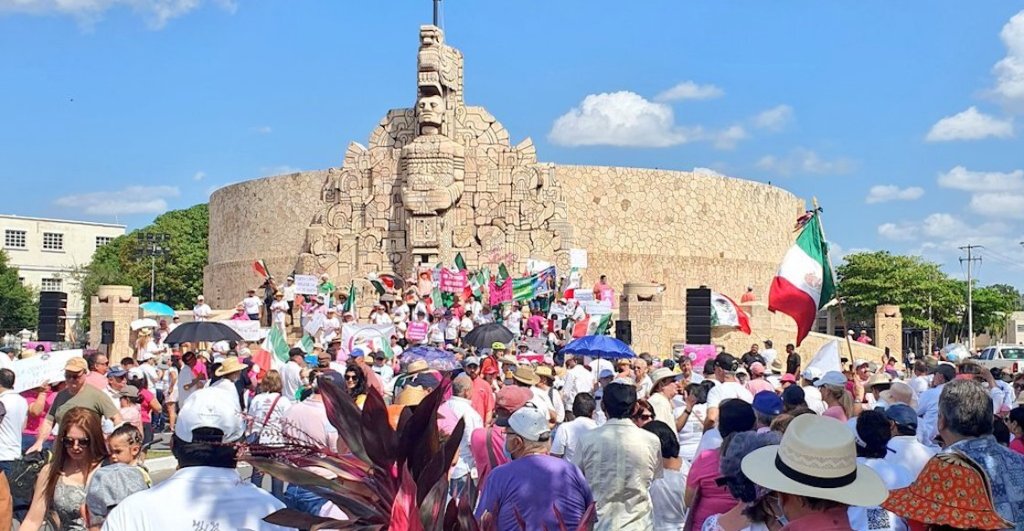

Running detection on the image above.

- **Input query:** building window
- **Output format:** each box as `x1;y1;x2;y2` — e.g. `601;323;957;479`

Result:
1016;323;1024;334
96;235;114;248
4;230;26;249
41;278;62;292
42;232;63;251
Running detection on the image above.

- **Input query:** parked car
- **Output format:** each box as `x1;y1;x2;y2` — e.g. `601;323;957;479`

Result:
976;345;1024;374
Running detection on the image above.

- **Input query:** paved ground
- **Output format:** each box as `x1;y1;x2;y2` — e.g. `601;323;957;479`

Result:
147;432;260;486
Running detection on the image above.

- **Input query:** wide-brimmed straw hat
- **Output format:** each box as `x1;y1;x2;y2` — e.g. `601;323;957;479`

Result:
405;360;429;375
512;366;540;386
882;452;1012;530
741;414;887;507
215;357;247;377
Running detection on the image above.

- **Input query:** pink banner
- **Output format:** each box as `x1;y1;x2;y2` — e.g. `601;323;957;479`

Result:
683;344;717;371
440;269;468;293
406;321;429;342
489;279;512;306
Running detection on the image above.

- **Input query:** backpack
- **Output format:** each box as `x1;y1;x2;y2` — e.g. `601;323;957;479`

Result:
9;449;51;505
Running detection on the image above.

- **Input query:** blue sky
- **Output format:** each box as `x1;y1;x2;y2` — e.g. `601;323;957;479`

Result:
1;1;1023;288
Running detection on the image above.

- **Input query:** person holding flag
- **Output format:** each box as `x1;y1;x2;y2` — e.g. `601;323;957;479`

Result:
768;209;836;346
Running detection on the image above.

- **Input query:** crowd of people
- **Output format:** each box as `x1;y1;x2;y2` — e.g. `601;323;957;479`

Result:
0;275;1023;531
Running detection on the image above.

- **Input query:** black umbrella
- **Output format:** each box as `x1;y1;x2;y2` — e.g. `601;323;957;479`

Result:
462;322;515;351
163;321;243;344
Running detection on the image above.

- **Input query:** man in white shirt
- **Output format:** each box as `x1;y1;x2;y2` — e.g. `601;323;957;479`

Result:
916;363;955;448
505;305;523;338
444;375;484;500
281;276;297;326
799;367;828;414
884;404;936;485
192;295;212;322
561;355;595;418
551;392;597;461
175;352;206;406
465;296;483;321
634;357;652;399
371;352;395;395
104;388;292;531
320;308;341;344
0;369;27;475
704;353;753;429
242;289;263;321
908;360;931;397
281;348;307;400
760;339;778;374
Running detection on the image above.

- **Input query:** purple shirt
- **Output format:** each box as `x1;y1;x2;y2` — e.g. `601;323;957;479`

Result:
475;454;593;531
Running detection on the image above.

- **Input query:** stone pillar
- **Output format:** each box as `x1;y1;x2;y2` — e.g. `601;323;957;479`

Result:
874;305;902;360
89;285;139;361
619;282;666;357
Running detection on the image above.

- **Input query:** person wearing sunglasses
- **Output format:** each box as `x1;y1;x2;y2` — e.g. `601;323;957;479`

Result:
22;407;108;531
344;364;368;409
632;399;656;428
26;358;121;455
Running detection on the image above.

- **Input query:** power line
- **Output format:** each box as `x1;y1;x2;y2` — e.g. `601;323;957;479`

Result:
959;245;983;352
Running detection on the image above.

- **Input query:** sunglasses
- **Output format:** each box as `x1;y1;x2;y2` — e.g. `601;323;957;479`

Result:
345;374;358;381
634;414;654;421
63;436;90;448
64;371;84;380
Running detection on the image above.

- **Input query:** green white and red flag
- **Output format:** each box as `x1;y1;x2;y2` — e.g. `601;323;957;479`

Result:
710;291;751;334
252;259;270;279
768;212;836;346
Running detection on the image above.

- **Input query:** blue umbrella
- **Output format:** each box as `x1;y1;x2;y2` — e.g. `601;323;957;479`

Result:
403;345;461;372
562;335;636;359
140;301;176;316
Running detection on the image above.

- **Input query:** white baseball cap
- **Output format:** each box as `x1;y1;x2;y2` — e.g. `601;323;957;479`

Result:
801;367;824;381
507;404;551;442
175;388;244;443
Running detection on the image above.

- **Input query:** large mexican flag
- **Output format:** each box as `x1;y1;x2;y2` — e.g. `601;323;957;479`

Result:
768;213;836;346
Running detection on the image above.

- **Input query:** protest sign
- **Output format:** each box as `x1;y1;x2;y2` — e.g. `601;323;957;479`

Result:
569;249;588;269
294;274;318;295
304;313;325;337
440;269;468;293
406;321;428;343
341;324;396;357
12;349;82;393
683;344;717;372
222;320;266;342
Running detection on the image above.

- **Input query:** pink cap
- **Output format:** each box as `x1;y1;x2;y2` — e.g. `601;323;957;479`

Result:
750;362;766;376
780;373;797;384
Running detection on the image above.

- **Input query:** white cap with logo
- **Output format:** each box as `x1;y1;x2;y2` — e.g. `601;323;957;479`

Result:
507;404;551;442
175;388;244;443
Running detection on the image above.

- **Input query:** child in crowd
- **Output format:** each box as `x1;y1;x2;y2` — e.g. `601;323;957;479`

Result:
85;425;151;530
118;386;144;434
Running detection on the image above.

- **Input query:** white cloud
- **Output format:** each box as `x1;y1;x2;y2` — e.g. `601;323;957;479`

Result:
192;171;206;181
865;185;924;204
692;167;727;177
877;222;917;242
925;106;1014;141
712;125;748;150
252;125;272;134
755;147;854;176
752;105;794;131
654;81;724;102
878;213;1011;249
0;0;236;29
969;193;1024;219
549;91;703;147
992;10;1024;111
54;185;180;215
937;165;1024;192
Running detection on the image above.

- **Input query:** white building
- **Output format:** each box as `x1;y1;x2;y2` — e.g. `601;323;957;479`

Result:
1;215;126;337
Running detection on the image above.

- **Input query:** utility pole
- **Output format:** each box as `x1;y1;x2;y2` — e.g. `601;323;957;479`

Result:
433;0;442;26
959;245;982;352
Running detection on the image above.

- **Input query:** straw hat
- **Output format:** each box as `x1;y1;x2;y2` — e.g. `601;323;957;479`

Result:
881;452;1012;529
535;365;555;380
498;354;518;366
741;414;887;507
395;385;430;407
214;357;247;377
405;359;429;375
649;367;681;386
865;372;893;390
512;366;540;386
770;356;785;373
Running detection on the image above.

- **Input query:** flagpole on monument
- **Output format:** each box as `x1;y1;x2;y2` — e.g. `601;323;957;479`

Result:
811;197;859;369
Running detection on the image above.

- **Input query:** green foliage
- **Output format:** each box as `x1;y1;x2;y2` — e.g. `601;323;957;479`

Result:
837;251;963;330
971;285;1019;336
0;250;37;334
81;204;208;321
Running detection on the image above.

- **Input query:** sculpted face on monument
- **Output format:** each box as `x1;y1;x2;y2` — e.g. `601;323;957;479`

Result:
416;93;445;135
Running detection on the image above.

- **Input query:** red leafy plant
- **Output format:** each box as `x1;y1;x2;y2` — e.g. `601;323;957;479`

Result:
245;378;594;530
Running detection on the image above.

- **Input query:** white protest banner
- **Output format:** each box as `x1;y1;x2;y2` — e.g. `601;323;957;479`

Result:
526;259;553;274
341;324;396;357
222;320;266;342
805;340;843;376
12;349;82;393
304;313;325;338
569;248;588;269
294;274;318;295
583;300;612;316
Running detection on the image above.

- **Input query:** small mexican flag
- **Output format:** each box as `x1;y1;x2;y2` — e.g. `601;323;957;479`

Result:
711;291;752;334
340;281;357;314
454;252;467;271
260;326;290;370
768;212;836;346
252;259;270;279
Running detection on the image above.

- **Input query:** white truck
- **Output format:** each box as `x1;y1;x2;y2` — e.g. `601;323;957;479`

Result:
976;344;1024;375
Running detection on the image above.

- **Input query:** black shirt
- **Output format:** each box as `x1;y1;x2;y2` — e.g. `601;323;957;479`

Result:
786;352;801;375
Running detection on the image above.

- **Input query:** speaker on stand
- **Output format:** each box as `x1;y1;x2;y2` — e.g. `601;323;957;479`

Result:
615;320;632;345
38;291;68;342
685;286;712;345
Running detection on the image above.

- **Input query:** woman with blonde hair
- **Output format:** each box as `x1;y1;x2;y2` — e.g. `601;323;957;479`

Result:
246;370;292;498
22;407;108;531
815;371;855;422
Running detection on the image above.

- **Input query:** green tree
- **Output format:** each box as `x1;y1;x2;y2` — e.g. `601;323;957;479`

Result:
0;250;38;334
836;251;964;331
81;204;208;321
986;283;1024;312
970;285;1019;336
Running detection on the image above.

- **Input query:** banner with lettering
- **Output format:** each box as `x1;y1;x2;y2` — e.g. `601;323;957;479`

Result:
489;279;512;306
12;349;82;393
293;274;318;295
440;269;469;293
406;321;429;343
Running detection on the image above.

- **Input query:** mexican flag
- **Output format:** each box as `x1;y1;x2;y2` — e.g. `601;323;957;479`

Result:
454;252;467;271
710;291;751;334
340;281;357;314
572;312;612;338
252;259;270;279
260;326;290;370
768;212;836;346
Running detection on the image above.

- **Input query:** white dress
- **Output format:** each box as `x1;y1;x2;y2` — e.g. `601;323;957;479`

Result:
651;466;690;531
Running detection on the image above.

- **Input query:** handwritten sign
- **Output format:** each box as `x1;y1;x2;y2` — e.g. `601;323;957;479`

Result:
569;249;588;269
12;349;82;393
294;274;318;295
222;320;266;342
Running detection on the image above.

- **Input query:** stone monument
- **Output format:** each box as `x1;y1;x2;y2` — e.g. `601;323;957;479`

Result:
874;304;903;359
88;285;139;360
620;282;667;355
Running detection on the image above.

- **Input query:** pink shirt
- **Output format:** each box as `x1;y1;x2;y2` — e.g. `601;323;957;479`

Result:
139;388;156;423
686;449;736;530
470;425;509;489
84;371;108;391
120;405;143;433
21;389;56;437
1010;438;1024;456
745;378;775;396
822;405;848;423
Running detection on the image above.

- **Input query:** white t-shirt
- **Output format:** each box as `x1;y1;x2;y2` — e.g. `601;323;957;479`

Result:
139;363;160;390
801;385;827;414
102;466;292;531
281;361;304;400
651;467;691;531
0;390;27;460
242;296;262;315
176;364;197;404
271;301;289;324
373;312;393;326
459;316;474;334
282;283;296;301
321;317;341;342
192;303;212;321
672;398;707;463
761;348;778;372
885;435;936;485
505;310;522;334
550;416;597;462
247;392;293;444
916;384;944;448
706;381;753;408
847;458;910;531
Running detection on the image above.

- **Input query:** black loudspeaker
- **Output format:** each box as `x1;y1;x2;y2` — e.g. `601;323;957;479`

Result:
101;321;115;345
615;320;632;345
38;291;67;342
686;286;712;345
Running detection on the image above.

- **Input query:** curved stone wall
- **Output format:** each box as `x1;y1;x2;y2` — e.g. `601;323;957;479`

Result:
206;164;804;312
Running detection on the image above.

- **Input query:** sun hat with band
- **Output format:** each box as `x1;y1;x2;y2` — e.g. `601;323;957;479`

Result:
512;366;540;386
740;413;887;507
214;357;247;377
649;367;681;386
882;452;1012;530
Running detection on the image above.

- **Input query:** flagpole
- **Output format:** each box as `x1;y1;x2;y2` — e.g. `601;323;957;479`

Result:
811;197;860;369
